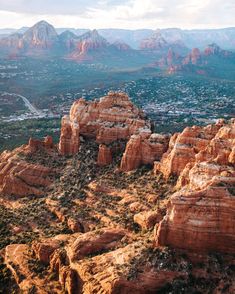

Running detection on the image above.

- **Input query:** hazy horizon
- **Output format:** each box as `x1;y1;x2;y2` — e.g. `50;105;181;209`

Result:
0;0;234;30
1;20;235;31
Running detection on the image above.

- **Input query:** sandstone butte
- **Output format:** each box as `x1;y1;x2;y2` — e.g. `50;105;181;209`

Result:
0;92;234;293
59;91;169;170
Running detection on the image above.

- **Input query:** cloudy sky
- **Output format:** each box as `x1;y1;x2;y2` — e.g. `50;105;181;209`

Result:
0;0;234;29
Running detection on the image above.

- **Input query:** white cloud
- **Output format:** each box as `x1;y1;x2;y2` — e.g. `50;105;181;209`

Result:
0;0;234;29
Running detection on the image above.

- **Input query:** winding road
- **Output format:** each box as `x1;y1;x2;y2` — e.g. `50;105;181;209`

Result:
1;91;43;116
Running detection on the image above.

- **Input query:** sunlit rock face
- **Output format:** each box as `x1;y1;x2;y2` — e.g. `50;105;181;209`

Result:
154;120;225;179
156;119;235;254
0;137;54;197
59;91;170;170
97;144;113;166
59;91;149;156
120;131;170;172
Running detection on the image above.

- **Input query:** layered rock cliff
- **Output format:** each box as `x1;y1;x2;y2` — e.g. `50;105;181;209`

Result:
59;92;171;171
156;119;235;254
120;130;169;172
59;91;149;156
0;137;55;197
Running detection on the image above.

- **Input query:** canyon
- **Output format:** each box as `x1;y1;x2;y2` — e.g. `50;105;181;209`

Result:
0;92;234;293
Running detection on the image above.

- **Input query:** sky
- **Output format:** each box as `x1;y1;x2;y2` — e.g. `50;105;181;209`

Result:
0;0;234;30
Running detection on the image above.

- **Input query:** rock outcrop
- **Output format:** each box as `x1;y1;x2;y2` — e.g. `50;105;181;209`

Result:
70;30;109;61
28;135;54;152
59;91;170;170
59;91;149;156
97;144;113;166
183;48;201;65
154;121;224;179
156;119;235;254
0;138;54;197
59;116;80;156
121;131;169;172
140;31;168;50
4;244;62;293
28;230;185;293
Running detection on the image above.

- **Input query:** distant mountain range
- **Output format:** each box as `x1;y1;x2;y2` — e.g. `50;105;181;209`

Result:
151;43;235;79
0;21;187;64
1;20;235;78
1;21;235;50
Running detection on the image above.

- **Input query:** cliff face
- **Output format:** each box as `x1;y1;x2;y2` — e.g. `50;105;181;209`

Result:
120;131;169;172
69;30;109;61
0;137;54;197
0;21;59;56
59;91;149;156
156;119;235;254
154;121;224;179
59;91;171;171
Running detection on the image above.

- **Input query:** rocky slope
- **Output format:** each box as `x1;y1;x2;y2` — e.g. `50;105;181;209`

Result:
0;93;234;293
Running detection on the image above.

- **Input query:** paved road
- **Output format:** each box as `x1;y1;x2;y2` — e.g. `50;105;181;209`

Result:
1;92;43;116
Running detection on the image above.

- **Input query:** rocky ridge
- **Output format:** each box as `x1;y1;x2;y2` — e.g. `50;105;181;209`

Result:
0;21;135;60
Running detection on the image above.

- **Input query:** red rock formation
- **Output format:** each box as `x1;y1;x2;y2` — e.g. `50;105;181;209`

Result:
134;210;163;230
28;135;54;152
67;228;126;262
59;91;149;155
140;31;168;50
59;116;80;156
70;30;108;61
155;121;224;179
204;43;231;57
5;244;62;293
156;119;235;254
59;266;80;294
121;131;169;172
63;239;183;293
28;230;183;293
157;186;235;254
59;91;170;170
32;239;61;264
183;48;201;65
97;144;113;166
0;140;53;197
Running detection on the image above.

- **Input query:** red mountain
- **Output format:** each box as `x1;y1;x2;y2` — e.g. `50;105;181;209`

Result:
0;20;59;56
69;30;109;61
